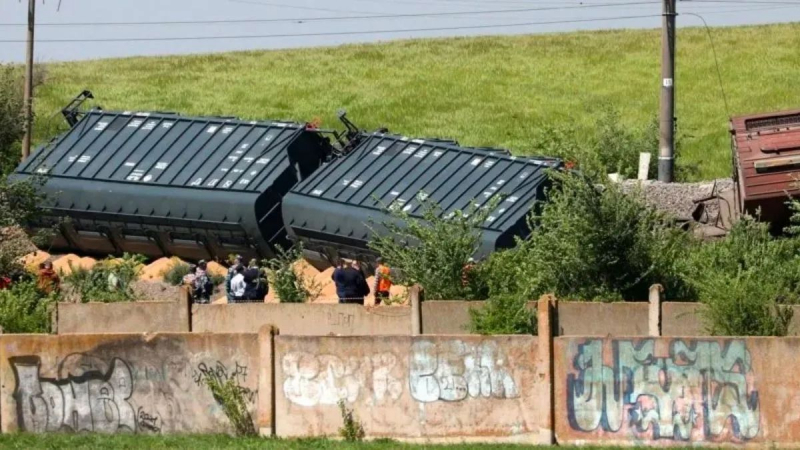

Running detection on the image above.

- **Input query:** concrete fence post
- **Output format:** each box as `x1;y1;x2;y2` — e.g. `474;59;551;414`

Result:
410;285;422;335
648;284;664;337
258;325;279;436
51;302;59;334
183;285;193;332
537;294;557;444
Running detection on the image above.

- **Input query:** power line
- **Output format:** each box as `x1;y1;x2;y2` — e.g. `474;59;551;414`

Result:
681;0;800;4
682;12;729;116
0;14;663;43
0;2;660;27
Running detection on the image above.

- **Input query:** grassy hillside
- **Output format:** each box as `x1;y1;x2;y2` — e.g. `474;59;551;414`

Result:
32;22;800;181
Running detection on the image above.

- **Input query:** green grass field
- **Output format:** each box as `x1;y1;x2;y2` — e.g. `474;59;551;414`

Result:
0;434;674;449
31;22;800;181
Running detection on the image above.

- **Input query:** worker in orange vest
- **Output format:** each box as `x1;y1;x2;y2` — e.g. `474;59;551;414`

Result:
373;257;392;305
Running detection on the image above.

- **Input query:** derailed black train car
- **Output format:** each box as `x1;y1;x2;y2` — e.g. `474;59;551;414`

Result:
12;108;334;261
281;131;562;268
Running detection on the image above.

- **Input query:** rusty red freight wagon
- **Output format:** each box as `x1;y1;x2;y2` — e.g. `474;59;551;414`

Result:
731;109;800;228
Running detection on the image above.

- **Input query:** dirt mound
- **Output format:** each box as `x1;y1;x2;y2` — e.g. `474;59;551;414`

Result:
132;280;183;301
140;257;184;281
206;261;227;277
20;251;50;271
52;254;97;275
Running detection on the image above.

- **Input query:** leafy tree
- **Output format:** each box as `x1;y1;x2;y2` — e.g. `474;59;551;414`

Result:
688;216;798;336
468;294;536;335
368;195;498;300
0;64;25;177
0;279;55;333
264;244;319;303
487;171;692;301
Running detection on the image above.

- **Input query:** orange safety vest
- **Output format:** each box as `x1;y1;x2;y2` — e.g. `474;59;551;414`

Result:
377;265;392;292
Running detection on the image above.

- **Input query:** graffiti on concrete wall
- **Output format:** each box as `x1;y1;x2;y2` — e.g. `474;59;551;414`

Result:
10;352;256;434
567;339;760;442
11;354;135;433
282;339;520;407
283;352;403;406
409;340;518;402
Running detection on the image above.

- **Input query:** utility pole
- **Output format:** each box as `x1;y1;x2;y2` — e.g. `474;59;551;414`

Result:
21;0;36;161
658;0;676;182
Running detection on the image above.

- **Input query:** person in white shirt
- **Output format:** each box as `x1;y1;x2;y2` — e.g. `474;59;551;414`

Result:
230;265;246;302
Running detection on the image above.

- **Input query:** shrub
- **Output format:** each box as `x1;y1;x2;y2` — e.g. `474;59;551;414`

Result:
337;399;365;442
687;217;799;336
162;261;192;286
0;280;55;333
368;195;498;300
0;64;25;177
265;245;319;303
468;294;536;335
488;171;692;301
63;253;145;303
200;372;256;436
528;106;695;181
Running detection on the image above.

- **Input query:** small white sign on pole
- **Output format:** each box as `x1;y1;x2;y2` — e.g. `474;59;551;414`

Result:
638;152;651;181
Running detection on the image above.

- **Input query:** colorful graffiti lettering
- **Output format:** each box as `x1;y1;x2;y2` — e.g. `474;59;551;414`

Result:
566;339;760;442
11;355;135;433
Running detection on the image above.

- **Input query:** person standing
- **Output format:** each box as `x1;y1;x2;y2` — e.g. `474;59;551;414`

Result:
332;259;346;303
339;261;369;305
225;255;243;302
230;265;247;302
372;257;392;305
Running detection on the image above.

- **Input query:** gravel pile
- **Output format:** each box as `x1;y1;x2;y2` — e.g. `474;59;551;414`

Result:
621;178;734;222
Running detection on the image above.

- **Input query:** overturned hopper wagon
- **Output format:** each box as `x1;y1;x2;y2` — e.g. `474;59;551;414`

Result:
731;109;800;229
281;132;563;268
12;107;335;261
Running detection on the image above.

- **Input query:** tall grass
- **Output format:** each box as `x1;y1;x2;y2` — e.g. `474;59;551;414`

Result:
30;23;800;181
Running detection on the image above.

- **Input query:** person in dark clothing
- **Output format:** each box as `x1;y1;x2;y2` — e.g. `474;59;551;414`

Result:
242;267;268;302
335;261;370;304
332;259;346;302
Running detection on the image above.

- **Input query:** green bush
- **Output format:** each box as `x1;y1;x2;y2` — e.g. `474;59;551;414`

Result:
687;217;799;336
486;171;692;301
528;106;697;181
202;374;256;437
162;261;192;286
337;400;365;442
468;294;536;335
63;253;145;303
368;195;498;300
0;280;55;333
265;245;317;303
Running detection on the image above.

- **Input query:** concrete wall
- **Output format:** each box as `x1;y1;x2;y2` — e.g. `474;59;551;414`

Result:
422;301;650;336
421;301;479;334
273;335;550;443
556;302;649;336
57;301;190;334
0;333;260;434
663;302;704;336
554;336;800;446
192;303;410;335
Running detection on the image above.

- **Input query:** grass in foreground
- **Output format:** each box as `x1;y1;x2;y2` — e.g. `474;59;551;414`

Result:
30;22;800;181
0;434;683;450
